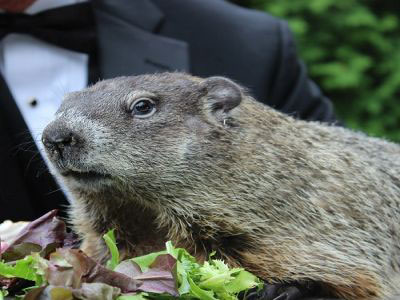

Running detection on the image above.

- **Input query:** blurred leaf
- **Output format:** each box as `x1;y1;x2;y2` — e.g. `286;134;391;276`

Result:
343;6;377;27
287;18;308;35
309;0;334;14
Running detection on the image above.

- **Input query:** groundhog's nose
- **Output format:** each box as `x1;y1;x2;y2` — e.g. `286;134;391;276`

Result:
42;124;79;158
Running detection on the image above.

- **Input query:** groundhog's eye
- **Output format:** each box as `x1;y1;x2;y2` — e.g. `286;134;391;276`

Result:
129;98;156;118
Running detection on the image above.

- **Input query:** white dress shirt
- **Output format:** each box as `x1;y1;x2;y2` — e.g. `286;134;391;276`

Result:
0;0;89;202
0;0;88;150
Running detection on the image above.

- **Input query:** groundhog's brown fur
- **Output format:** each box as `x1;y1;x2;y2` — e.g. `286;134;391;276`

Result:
42;73;400;300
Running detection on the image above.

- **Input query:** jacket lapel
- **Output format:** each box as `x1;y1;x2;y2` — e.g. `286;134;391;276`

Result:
92;0;190;79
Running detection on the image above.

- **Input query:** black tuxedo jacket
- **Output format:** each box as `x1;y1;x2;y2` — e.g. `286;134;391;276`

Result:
0;0;337;221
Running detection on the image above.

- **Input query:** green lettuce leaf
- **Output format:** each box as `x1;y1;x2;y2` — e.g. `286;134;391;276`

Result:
225;270;260;294
103;229;120;270
165;241;200;295
164;242;262;300
131;251;167;272
0;255;44;285
117;293;149;300
188;277;217;300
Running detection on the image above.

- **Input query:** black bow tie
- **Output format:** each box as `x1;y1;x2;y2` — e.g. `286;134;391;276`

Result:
0;2;96;54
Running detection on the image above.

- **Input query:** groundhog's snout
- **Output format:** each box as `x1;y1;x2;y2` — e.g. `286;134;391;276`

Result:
42;121;82;162
42;119;111;183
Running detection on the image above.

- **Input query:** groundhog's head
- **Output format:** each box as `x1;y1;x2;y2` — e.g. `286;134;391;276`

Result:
42;73;244;198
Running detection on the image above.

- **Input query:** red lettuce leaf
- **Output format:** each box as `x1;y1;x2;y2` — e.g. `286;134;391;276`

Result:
115;254;178;296
1;210;75;262
55;248;142;293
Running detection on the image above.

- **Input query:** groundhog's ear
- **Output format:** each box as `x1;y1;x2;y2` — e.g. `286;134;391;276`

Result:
200;76;242;123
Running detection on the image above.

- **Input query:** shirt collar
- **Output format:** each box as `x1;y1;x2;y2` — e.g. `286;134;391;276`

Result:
25;0;88;14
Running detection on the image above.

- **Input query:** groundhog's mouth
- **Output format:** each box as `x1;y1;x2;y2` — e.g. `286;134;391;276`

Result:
61;170;112;181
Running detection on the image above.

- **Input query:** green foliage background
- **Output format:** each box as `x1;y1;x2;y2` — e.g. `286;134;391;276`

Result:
238;0;400;142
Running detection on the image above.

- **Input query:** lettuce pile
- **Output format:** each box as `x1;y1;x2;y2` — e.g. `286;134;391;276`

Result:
0;211;262;300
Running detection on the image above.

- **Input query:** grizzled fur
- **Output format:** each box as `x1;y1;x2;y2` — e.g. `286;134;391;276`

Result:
43;73;400;300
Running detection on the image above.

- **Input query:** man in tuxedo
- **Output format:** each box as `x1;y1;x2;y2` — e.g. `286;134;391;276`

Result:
0;0;338;222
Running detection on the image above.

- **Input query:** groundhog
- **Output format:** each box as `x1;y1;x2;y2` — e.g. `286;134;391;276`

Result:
42;73;400;300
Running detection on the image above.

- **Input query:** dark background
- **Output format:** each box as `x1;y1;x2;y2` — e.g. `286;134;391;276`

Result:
233;0;400;142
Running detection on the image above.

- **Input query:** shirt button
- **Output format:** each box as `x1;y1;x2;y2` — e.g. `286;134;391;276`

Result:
27;97;38;107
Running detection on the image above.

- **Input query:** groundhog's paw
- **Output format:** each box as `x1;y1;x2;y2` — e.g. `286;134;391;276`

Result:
242;281;333;300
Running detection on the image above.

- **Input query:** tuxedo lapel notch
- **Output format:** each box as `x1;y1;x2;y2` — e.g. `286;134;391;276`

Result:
92;0;190;79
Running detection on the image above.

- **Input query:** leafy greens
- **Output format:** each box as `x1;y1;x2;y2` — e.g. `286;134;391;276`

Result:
0;212;262;300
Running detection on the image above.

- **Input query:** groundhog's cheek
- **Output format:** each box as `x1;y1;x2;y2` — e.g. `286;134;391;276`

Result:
184;117;211;135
